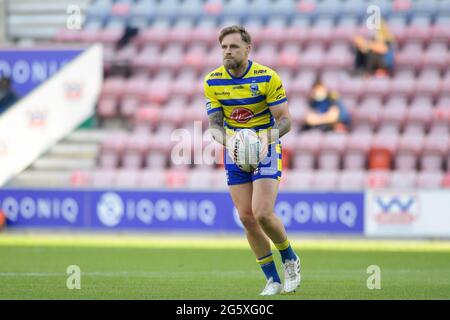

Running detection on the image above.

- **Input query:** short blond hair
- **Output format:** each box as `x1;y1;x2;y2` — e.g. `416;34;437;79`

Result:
219;25;251;44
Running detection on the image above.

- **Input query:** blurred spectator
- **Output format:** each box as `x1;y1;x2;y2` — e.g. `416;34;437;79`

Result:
301;77;351;132
352;19;395;76
0;76;18;114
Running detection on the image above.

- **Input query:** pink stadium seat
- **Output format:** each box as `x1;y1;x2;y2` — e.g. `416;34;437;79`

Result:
101;77;127;99
192;26;219;46
416;171;444;189
312;170;338;190
278;42;301;70
119;96;140;120
390;70;415;96
114;169;140;187
324;43;353;69
210;169;228;190
396;132;425;166
337;170;365;190
283;170;314;190
293;130;323;169
344;132;372;170
158;44;184;71
97;97;118;119
91;169;116;187
123;75;150;102
420;134;449;171
112;44;138;64
171;69;198;99
290;71;316;95
98;28;124;45
131;44;161;71
288;96;308;125
406;101;433;129
298;44;325;70
364;76;391;100
390;170;417;189
422;42;449;71
317;132;347;170
414;69;442;97
133;105;162;131
168;26;195;45
139;26;171;46
253;42;279;68
394;43;423;72
379;103;407;129
351;97;382;130
187;169;214;189
338;77;364;99
183;43;209;71
139;169;167;188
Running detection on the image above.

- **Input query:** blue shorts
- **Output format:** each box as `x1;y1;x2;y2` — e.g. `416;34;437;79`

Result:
224;140;282;186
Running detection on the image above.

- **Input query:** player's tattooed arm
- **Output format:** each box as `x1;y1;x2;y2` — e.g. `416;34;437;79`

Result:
268;102;291;143
271;115;291;141
208;111;227;147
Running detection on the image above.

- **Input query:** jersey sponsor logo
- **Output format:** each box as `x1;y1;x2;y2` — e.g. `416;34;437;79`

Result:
254;69;267;74
230;107;254;123
210;72;222;77
250;83;260;97
214;91;230;96
233;85;244;89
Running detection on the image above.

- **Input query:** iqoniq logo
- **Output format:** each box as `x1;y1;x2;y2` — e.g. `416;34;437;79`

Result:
97;192;124;227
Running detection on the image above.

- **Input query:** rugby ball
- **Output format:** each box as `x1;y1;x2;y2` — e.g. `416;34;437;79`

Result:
232;129;261;172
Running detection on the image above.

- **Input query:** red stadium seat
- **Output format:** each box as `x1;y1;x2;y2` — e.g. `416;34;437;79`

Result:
366;170;391;189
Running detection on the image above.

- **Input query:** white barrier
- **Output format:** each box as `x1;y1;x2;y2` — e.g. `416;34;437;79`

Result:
0;44;103;186
365;190;450;238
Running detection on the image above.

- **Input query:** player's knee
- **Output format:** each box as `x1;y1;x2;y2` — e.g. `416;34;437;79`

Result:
253;208;273;227
238;212;258;230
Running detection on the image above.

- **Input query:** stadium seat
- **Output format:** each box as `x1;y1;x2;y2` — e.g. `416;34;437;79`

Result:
344;131;372;170
390;170;417;189
337;169;365;190
317;132;347;170
366;169;391;189
114;169;140;187
312;170;338;190
283;170;314;190
416;171;444;189
139;168;167;188
187;169;215;189
395;132;425;171
91;169;116;187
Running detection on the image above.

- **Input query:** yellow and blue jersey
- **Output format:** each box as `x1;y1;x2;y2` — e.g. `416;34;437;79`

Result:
204;60;286;184
203;60;287;131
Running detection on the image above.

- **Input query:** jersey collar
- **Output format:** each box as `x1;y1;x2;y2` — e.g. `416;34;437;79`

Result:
225;60;252;79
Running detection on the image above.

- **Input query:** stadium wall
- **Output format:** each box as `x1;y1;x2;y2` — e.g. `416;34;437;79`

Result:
1;188;449;238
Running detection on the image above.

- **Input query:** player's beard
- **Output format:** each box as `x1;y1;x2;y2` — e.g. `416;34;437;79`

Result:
223;57;242;70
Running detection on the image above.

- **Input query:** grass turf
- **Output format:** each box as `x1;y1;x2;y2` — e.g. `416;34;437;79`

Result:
0;234;449;300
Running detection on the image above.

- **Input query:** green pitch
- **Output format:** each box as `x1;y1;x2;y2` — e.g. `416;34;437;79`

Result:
0;234;449;300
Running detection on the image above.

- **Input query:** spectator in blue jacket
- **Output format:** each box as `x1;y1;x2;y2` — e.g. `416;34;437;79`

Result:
301;77;351;132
